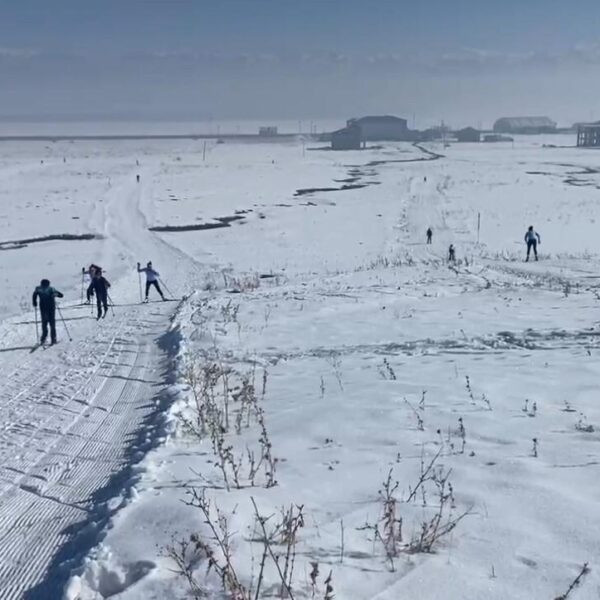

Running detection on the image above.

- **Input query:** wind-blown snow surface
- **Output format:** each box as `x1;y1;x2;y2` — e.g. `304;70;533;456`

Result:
1;135;600;598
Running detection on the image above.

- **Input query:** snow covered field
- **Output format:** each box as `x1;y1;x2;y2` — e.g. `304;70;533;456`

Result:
1;133;600;598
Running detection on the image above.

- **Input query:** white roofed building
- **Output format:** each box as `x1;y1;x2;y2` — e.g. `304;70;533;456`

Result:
493;116;556;134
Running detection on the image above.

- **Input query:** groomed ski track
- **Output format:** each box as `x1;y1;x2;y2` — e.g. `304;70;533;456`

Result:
0;164;200;598
0;301;180;599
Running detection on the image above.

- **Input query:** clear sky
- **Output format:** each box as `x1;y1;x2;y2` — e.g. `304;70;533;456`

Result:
1;0;599;127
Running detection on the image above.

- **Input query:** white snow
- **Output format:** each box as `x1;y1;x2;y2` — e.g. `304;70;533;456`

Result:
1;133;599;598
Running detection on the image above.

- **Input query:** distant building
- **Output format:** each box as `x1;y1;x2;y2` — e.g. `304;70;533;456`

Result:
493;116;556;134
420;128;443;142
346;115;409;141
455;127;480;142
577;122;600;147
331;124;362;150
259;126;278;136
483;134;514;143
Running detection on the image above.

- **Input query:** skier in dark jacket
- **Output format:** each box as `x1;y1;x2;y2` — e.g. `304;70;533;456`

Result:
426;227;433;244
88;263;102;277
32;279;64;344
448;244;456;262
83;264;103;304
87;270;111;319
524;226;541;262
137;261;165;302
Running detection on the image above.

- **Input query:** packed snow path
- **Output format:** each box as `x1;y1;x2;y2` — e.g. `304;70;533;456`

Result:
0;300;179;599
0;149;200;597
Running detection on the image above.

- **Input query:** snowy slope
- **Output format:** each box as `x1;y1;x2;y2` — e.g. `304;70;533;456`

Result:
1;135;600;598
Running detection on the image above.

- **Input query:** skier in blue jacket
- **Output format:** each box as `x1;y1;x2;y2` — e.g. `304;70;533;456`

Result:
524;226;541;262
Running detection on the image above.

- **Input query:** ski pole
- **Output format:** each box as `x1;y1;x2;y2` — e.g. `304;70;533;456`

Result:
159;278;175;299
56;304;72;341
137;266;143;302
34;305;39;344
107;292;116;316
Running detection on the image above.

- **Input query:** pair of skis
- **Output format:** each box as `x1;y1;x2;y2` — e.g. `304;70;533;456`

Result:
30;340;58;353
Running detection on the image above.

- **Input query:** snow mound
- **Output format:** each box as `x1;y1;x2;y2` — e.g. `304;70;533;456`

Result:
63;546;155;600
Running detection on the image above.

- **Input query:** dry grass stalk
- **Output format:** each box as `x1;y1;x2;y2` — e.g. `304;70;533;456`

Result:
554;562;590;600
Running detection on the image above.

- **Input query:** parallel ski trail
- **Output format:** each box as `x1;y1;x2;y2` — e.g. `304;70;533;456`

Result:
0;301;177;598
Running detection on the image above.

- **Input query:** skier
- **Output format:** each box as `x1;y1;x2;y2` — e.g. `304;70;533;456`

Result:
448;244;456;262
137;261;166;302
82;264;103;304
524;226;541;262
426;227;433;244
32;279;64;345
87;269;111;319
136;174;140;183
88;263;102;277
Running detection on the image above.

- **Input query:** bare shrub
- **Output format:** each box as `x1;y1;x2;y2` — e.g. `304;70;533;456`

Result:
465;375;492;410
405;398;424;431
532;437;538;458
575;413;594;433
459;417;466;453
181;356;276;490
327;353;344;392
165;537;207;598
166;491;324;600
407;467;470;553
250;498;305;598
167;488;247;598
379;469;403;567
359;448;471;570
554;562;590;600
220;299;240;324
225;272;261;292
406;446;443;503
323;571;335;600
257;407;278;488
378;358;397;380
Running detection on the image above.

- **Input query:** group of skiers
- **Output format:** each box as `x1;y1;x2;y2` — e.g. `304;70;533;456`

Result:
31;261;167;346
425;225;541;263
31;224;543;346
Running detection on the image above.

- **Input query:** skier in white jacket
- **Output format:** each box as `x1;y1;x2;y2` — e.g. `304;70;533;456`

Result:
137;261;166;301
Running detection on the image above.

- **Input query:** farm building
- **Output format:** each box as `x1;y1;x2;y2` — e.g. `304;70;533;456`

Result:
259;126;278;136
577;122;600;147
493;116;556;134
455;127;480;142
346;115;409;141
483;134;513;143
420;128;443;142
331;124;362;150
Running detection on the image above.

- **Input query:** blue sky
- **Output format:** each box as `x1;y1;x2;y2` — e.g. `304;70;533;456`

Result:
1;0;599;125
